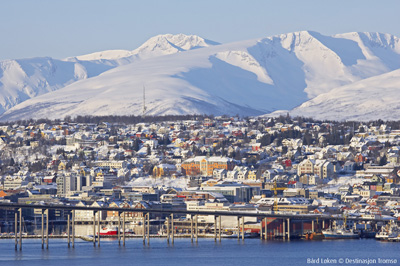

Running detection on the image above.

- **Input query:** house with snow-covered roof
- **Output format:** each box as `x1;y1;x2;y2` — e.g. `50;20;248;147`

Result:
297;158;315;176
152;164;177;178
314;160;334;179
213;168;227;179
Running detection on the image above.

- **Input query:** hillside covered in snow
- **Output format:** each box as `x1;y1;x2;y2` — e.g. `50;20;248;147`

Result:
1;31;400;121
0;34;216;117
289;69;400;121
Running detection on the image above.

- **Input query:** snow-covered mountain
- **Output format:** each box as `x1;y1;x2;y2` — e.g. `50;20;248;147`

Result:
0;57;115;114
0;34;216;116
73;33;219;61
289;69;400;121
1;31;400;121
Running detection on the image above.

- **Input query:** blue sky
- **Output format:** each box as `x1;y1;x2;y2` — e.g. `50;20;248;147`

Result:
0;0;399;60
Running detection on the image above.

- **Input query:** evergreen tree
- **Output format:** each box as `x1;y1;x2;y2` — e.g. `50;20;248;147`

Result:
147;145;151;155
260;134;272;146
303;130;313;145
379;155;387;166
133;138;140;151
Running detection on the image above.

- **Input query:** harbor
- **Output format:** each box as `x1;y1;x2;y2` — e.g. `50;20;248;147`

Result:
1;237;399;266
2;202;400;249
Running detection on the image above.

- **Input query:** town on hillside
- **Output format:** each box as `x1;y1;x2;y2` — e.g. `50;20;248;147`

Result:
2;115;400;240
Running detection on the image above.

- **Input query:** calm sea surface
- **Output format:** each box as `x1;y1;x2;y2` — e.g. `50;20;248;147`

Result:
1;238;399;266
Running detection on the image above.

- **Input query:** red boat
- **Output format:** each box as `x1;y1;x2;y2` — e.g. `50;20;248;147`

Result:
99;226;118;236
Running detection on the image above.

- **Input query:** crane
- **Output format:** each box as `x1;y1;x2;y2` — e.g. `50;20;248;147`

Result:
271;180;287;212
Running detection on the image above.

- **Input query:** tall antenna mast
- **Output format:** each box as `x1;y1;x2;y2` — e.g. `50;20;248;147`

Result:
142;85;147;119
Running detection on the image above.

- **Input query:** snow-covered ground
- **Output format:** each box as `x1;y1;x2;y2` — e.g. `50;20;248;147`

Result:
49;145;77;154
311;175;367;193
128;176;189;190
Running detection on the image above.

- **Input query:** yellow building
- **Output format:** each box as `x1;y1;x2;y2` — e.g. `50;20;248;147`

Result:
152;164;177;178
247;170;259;181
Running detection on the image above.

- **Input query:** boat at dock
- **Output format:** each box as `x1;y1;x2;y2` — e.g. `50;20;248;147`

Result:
221;232;259;238
322;215;359;239
304;232;324;240
375;221;400;241
99;226;118;236
322;227;359;239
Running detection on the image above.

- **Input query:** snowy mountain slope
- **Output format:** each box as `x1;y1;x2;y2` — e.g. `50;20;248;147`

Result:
1;31;400;121
288;69;400;121
336;32;400;72
0;42;272;120
250;31;400;98
72;33;218;61
0;57;115;114
0;34;216;116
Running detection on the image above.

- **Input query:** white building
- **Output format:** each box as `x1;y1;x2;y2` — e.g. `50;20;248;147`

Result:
56;173;76;196
93;160;127;169
314;160;334;179
298;159;334;179
297;159;315;176
74;201;108;222
3;176;28;190
185;201;256;227
213;169;227;179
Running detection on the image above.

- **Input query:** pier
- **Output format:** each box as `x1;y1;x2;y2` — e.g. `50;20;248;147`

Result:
0;202;392;250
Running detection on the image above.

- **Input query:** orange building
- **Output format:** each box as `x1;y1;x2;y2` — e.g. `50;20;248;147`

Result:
181;156;236;176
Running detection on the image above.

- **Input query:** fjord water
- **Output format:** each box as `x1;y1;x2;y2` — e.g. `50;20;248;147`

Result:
1;238;400;266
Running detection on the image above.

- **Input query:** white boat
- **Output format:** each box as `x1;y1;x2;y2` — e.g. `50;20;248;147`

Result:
322;217;359;239
376;221;400;241
322;228;359;239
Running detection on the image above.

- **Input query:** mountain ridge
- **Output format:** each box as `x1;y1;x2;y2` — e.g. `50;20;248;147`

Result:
288;68;400;121
1;31;400;121
71;33;219;61
0;33;217;116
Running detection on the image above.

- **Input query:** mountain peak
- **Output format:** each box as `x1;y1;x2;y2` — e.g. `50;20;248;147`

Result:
274;30;316;39
144;33;218;46
132;33;219;58
72;33;218;62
